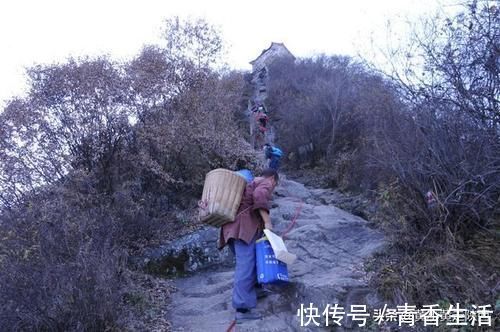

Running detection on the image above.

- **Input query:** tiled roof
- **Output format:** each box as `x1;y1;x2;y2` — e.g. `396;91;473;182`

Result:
249;42;295;65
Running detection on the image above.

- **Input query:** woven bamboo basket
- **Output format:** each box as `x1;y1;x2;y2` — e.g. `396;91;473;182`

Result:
199;169;247;227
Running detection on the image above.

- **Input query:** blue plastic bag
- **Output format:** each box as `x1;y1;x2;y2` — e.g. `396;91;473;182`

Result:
235;169;254;183
256;237;289;284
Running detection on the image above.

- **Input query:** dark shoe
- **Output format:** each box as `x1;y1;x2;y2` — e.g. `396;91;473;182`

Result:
235;310;263;323
256;287;273;299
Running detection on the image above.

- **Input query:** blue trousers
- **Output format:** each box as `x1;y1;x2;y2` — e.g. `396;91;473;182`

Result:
269;156;280;171
228;231;261;309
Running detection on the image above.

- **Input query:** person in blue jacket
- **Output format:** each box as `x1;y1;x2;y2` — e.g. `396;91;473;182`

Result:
263;144;283;171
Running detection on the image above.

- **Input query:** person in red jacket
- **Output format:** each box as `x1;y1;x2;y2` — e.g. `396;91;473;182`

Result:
255;111;268;134
218;168;279;322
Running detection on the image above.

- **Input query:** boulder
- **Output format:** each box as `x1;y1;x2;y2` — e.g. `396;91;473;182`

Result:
132;227;232;277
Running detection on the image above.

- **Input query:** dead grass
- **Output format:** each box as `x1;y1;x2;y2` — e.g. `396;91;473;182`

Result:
370;228;500;309
119;271;175;332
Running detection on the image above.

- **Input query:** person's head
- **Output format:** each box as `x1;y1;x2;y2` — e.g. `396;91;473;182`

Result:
261;168;279;188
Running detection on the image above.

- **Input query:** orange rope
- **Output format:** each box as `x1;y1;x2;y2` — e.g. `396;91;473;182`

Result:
226;319;236;332
281;199;304;239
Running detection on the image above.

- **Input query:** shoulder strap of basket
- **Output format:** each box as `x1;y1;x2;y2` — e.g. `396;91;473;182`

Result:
234;205;253;219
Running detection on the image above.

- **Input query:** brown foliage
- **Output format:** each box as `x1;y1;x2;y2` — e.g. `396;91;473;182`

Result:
0;18;255;330
267;55;401;190
368;1;500;305
267;1;499;305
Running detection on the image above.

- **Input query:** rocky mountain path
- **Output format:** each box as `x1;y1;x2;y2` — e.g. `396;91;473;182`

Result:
166;177;386;331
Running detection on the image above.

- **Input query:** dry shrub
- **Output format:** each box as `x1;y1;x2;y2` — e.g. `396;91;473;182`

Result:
268;1;499;306
267;55;400;191
0;172;127;331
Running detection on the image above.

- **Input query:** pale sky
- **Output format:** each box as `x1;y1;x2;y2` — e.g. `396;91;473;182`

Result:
0;0;458;107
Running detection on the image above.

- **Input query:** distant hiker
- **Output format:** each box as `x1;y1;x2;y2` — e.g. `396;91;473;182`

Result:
218;168;279;322
255;111;268;133
264;144;283;171
251;104;265;113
